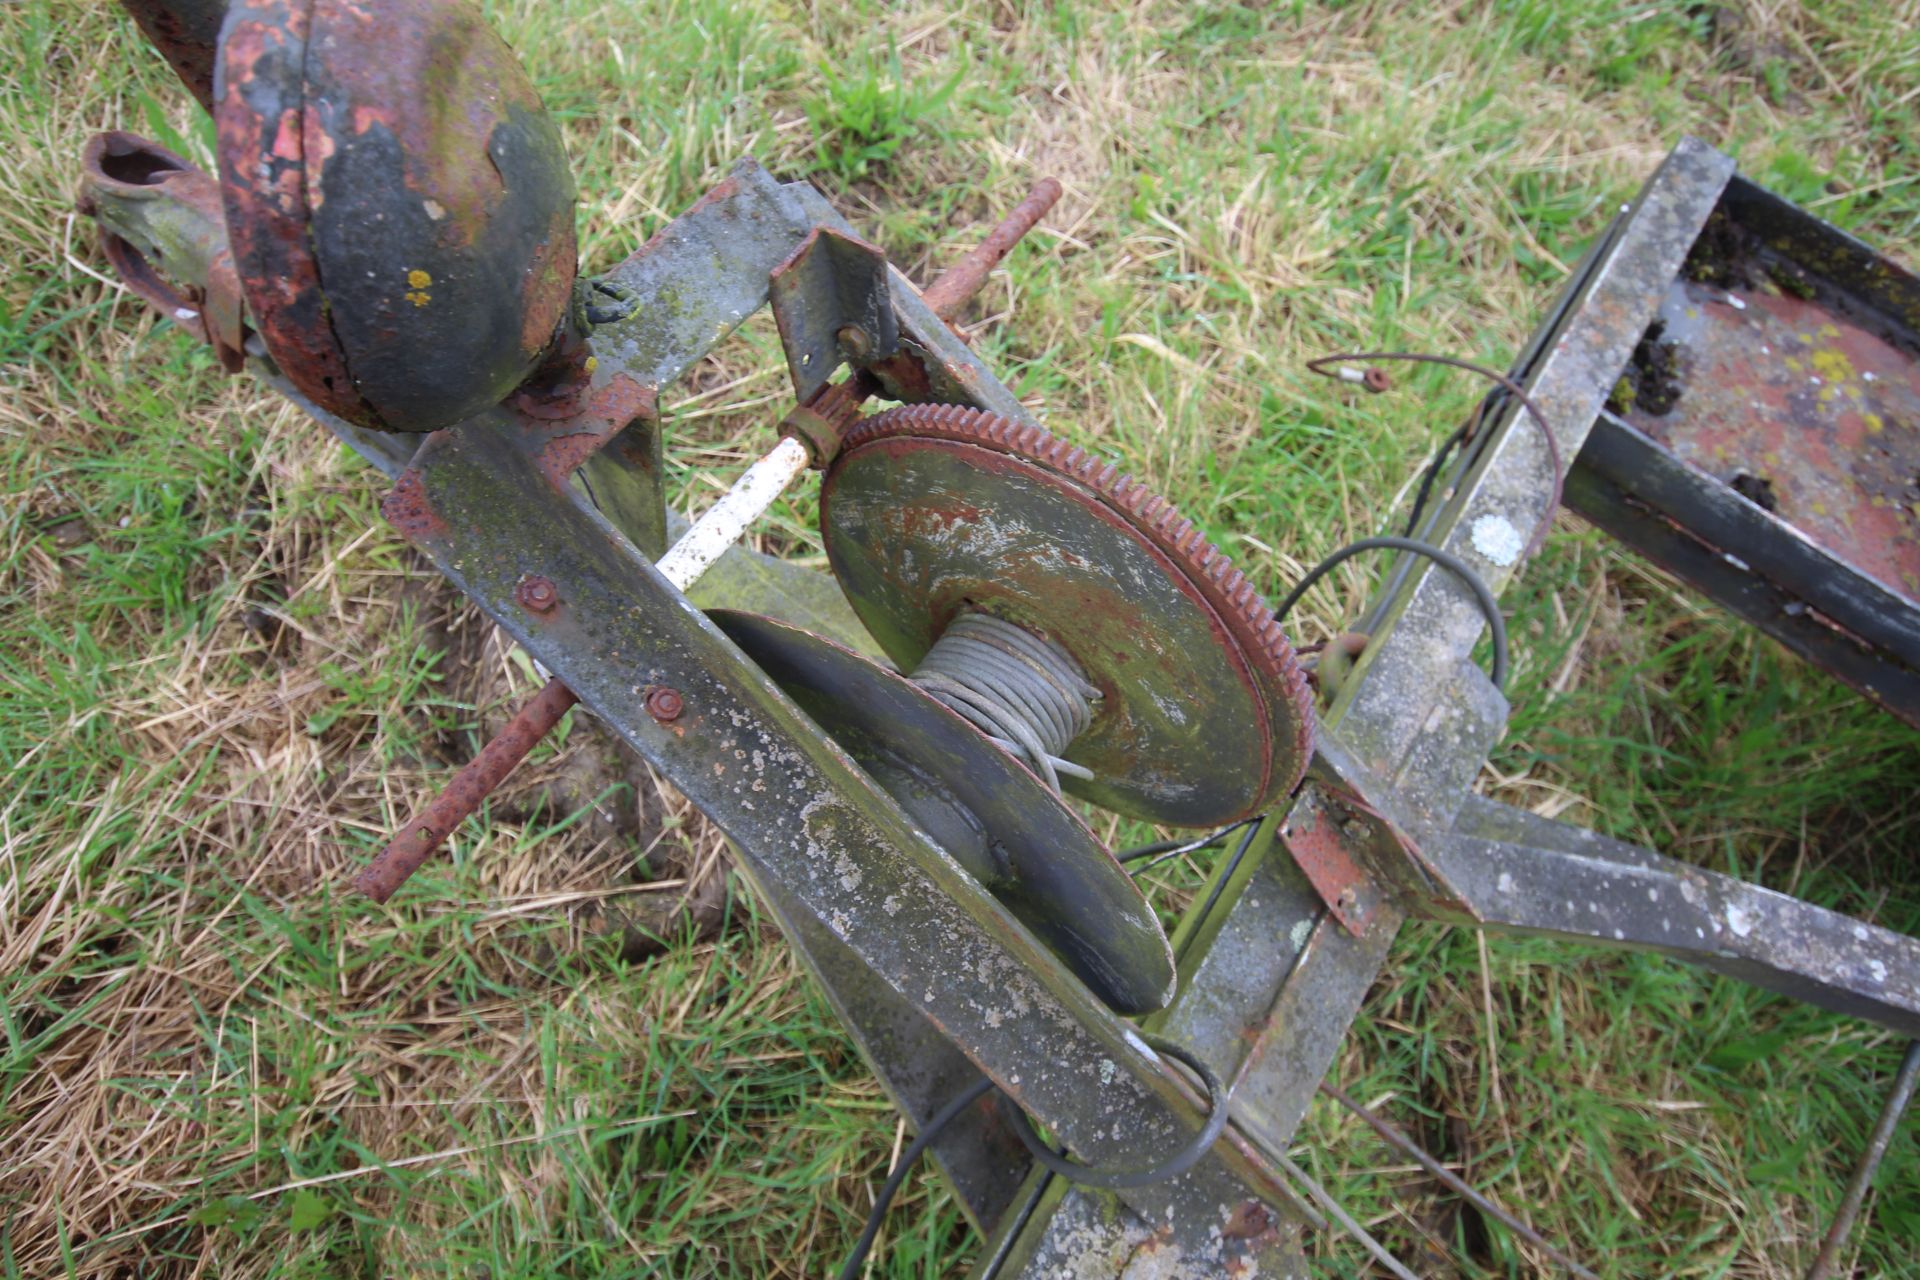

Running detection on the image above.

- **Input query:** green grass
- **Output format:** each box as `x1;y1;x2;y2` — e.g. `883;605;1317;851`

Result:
5;0;1920;1276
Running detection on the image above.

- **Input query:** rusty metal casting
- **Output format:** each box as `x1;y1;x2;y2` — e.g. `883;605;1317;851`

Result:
215;0;577;433
821;402;1316;826
80;132;247;371
352;678;580;903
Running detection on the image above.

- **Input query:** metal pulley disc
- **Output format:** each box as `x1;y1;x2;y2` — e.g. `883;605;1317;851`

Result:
214;0;577;433
711;609;1176;1015
821;404;1314;827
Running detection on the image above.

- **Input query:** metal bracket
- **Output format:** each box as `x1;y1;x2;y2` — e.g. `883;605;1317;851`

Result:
1279;786;1388;935
768;226;900;404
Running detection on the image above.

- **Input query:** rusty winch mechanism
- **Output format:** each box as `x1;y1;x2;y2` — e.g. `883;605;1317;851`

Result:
90;2;1920;1274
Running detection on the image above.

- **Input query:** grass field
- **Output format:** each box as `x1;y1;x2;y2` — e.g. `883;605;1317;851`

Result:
6;0;1920;1276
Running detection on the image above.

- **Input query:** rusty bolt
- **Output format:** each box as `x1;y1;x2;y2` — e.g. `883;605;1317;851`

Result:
646;686;685;722
837;324;873;361
516;574;559;613
1341;818;1370;842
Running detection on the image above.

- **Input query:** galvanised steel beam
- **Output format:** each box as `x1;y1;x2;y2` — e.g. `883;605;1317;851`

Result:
1422;797;1920;1037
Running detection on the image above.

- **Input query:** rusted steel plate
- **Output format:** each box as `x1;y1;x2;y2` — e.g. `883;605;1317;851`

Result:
1613;218;1920;605
1568;173;1920;723
214;0;576;432
767;227;898;405
822;404;1314;828
1277;786;1387;936
712;610;1175;1015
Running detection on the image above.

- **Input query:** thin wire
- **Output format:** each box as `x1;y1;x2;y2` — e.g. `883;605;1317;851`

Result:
1306;351;1563;558
911;611;1098;792
1274;536;1510;690
1118;818;1255;874
1001;1036;1232;1189
1403;418;1471;537
1271;1149;1422;1280
1318;1081;1601;1280
1186;820;1266;945
838;1076;996;1280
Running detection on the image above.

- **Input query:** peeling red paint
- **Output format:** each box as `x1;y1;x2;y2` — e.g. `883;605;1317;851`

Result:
381;463;451;543
528;374;658;487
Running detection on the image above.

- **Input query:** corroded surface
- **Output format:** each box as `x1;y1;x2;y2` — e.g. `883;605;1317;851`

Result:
214;0;575;432
382;410;1303;1239
80;132;246;370
822;404;1314;827
713;610;1175;1015
119;0;227;110
1617;243;1920;604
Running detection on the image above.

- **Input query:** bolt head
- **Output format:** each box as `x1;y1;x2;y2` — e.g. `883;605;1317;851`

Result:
1341;818;1370;842
646;686;684;722
837;324;873;360
516;575;558;613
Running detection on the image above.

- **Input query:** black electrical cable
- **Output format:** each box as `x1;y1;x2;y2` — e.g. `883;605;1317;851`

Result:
1402;418;1470;537
837;1076;996;1280
1275;536;1509;691
1305;351;1562;557
1184;817;1266;946
1002;1035;1231;1189
1117;818;1254;874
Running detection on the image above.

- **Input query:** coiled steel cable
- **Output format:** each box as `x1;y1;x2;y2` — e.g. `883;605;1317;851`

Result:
908;611;1100;792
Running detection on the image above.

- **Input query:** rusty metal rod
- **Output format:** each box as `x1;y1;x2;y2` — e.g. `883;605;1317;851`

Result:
1805;1039;1920;1280
352;678;580;903
920;178;1062;322
1318;1081;1601;1280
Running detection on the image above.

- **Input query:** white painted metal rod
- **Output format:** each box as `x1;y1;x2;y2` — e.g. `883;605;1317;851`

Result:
655;435;811;592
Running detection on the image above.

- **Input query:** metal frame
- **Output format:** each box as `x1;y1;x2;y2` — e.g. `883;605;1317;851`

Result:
84;126;1920;1274
1564;172;1920;728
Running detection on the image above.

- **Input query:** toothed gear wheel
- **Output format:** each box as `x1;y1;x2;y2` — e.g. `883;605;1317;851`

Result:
821;403;1314;827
